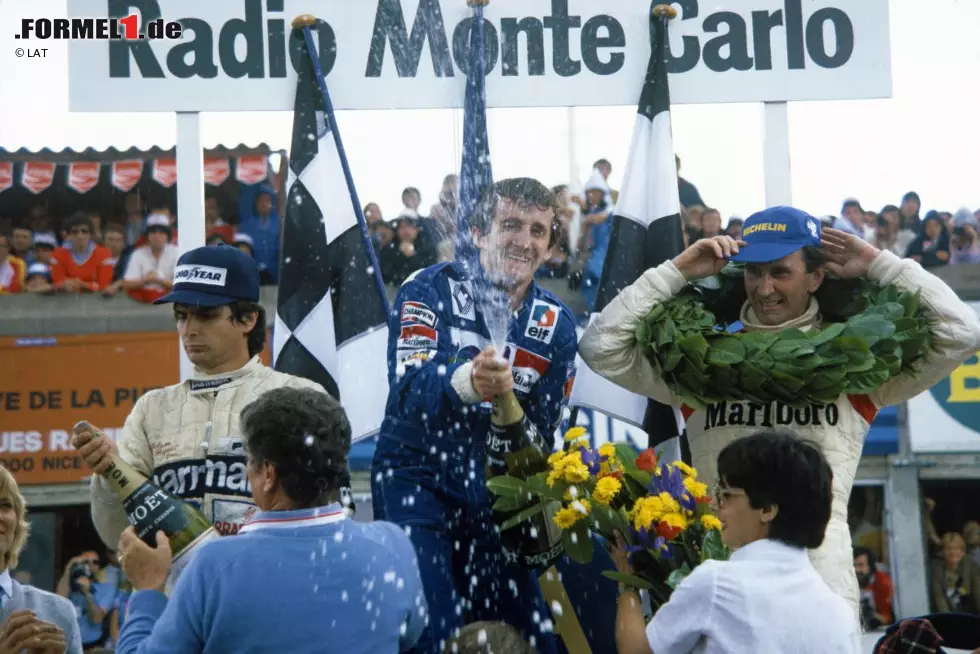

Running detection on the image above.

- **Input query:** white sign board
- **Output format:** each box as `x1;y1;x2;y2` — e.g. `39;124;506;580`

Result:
908;303;980;454
67;0;892;112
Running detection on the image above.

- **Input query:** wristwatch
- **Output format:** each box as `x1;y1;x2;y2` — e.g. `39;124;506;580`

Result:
618;582;641;597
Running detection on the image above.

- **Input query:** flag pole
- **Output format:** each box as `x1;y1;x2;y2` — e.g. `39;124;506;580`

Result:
291;14;391;313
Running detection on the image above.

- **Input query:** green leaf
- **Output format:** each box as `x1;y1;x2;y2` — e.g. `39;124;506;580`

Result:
806;322;846;347
706;338;746;365
561;521;594;564
499;501;555;531
601;571;655;590
666;563;692;590
678;334;709;362
591;502;627;538
493;494;531;512
701;528;728;562
486;476;529;498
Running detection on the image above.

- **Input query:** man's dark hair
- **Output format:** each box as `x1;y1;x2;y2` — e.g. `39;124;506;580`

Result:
593;158;611;170
473;177;563;249
853;546;876;569
801;245;825;274
716;431;833;549
841;198;863;214
880;204;900;215
444;621;537;654
103;223;126;237
229;300;266;357
240;387;351;509
67;211;94;233
401;187;421;203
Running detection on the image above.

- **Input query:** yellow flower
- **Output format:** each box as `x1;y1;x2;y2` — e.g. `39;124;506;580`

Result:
661;512;689;531
683;477;708;501
548;451;566;467
564;426;587;442
673;461;697;478
631;496;667;531
546;470;561;488
656;491;681;515
593;476;622;505
598;443;616;459
553;506;579;529
552;500;590;529
701;514;722;531
563;462;590;484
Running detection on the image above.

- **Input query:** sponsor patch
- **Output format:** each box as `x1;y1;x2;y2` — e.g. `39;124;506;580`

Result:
448;279;476;321
152;455;252;500
188;377;235;392
525;299;559;344
398;335;437;352
401;301;437;328
397;349;434;367
399;324;437;342
212;498;259;536
173;264;227;287
511;347;551;394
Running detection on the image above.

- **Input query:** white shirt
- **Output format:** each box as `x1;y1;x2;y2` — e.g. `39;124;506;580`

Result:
123;244;179;291
646;539;861;654
0;569;11;605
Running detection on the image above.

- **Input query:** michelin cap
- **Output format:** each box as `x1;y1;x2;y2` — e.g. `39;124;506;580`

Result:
154;245;260;306
729;206;822;263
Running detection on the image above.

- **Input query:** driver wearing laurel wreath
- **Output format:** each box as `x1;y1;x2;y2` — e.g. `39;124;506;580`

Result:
580;206;980;613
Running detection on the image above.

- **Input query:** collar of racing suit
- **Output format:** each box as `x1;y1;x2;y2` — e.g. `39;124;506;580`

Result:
184;355;263;394
739;296;822;333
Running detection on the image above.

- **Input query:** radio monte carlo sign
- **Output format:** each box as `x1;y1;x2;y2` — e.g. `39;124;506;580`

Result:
67;0;892;112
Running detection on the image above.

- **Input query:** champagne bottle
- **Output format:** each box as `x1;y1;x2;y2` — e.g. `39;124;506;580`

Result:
78;422;219;592
486;392;563;570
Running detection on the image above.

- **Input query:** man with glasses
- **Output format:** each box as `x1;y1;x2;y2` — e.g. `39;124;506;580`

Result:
50;211;111;293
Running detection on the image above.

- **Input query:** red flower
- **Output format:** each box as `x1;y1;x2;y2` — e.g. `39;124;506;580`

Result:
656;522;683;540
635;448;658;472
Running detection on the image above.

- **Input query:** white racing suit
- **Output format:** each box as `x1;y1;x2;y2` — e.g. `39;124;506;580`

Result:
579;250;980;612
90;356;326;549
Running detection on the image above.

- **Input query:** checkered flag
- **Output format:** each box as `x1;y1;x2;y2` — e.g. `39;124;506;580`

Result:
569;9;688;463
273;25;390;443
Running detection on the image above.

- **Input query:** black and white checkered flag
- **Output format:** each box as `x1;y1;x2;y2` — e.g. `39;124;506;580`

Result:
273;26;390;444
569;10;689;463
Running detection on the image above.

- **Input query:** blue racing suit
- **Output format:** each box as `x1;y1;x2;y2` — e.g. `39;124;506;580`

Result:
371;262;577;654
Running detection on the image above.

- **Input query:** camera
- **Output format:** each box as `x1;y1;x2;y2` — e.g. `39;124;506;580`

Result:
69;562;94;594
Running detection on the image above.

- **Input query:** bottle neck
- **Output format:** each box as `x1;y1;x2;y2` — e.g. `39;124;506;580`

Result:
492;391;524;426
100;455;149;501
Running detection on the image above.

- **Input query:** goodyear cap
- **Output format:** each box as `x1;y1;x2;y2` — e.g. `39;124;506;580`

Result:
154;244;260;306
729;206;822;263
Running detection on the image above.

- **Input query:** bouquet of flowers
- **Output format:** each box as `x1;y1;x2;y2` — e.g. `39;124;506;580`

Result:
486;426;729;610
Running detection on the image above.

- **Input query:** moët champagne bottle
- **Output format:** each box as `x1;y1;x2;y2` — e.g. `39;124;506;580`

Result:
486;392;563;570
78;421;219;592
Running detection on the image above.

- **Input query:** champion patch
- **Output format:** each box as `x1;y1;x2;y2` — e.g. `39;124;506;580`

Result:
401;301;437;328
525;299;559;344
448;279;476;321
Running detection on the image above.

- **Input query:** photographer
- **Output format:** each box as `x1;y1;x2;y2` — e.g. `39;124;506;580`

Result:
55;551;115;651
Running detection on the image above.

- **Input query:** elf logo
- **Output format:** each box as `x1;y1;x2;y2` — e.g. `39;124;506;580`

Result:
525;300;558;344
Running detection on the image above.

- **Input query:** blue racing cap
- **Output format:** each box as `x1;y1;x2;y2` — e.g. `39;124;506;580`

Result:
729;206;822;263
154;245;260;306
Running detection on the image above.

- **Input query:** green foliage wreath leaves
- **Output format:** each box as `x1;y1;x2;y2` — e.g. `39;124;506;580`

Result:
635;264;932;408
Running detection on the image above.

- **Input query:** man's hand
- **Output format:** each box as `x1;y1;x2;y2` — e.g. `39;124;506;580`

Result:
672;235;746;281
820;227;879;279
398;241;416;257
143;271;161;285
70;421;118;475
0;611;66;654
75;576;90;593
61;278;82;292
119;528;172;592
470;346;514;400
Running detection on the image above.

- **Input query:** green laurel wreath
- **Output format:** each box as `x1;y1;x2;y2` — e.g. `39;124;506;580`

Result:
635;264;933;409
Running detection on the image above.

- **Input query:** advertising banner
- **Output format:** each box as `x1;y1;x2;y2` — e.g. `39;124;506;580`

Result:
1;332;272;485
67;0;893;112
